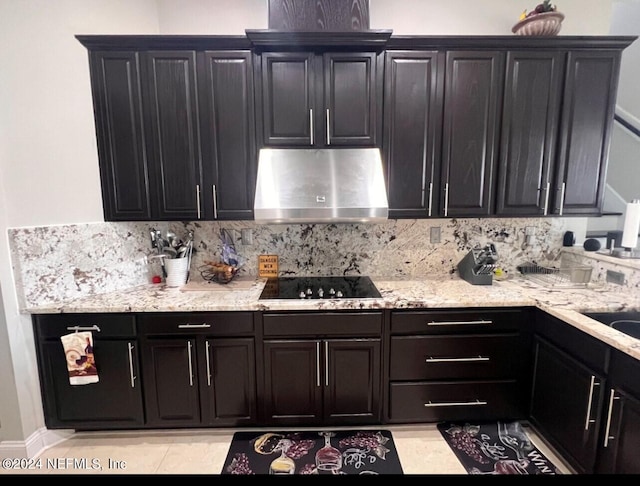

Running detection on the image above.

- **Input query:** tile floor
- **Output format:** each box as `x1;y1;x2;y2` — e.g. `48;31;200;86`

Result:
1;423;573;475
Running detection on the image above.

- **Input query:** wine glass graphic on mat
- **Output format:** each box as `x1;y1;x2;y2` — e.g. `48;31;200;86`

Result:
316;432;342;472
269;439;295;475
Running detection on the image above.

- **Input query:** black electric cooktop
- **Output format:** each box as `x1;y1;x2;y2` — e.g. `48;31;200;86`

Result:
259;276;381;300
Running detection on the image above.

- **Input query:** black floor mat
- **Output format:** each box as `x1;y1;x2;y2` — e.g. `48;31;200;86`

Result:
222;429;403;475
438;421;562;475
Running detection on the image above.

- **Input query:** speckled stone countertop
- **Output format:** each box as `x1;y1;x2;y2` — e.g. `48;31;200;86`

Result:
24;275;640;361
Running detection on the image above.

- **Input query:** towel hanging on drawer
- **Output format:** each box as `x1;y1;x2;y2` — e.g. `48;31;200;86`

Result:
60;331;99;385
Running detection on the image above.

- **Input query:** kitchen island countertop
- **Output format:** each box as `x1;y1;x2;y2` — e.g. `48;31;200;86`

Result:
24;275;640;360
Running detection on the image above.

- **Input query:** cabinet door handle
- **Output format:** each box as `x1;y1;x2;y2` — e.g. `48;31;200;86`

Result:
427;182;433;217
558;182;566;216
424;400;487;408
196;184;201;219
584;375;600;430
212;185;218;219
177;323;211;329
205;340;212;387
316;341;321;387
543;181;551;216
66;325;101;332
425;356;489;363
324;341;329;387
427;319;492;326
603;388;620;448
127;342;136;388
326;109;330;145
309;109;314;146
444;182;449;217
187;340;194;387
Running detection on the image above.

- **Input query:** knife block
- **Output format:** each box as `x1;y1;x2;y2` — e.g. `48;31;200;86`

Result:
457;249;494;285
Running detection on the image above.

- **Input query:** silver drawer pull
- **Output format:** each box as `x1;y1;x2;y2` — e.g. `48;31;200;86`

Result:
584;375;600;431
66;325;101;332
177;323;211;329
425;356;490;363
427;319;492;326
424;399;487;408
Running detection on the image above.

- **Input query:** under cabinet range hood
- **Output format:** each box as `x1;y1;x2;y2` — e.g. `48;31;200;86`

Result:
253;148;389;223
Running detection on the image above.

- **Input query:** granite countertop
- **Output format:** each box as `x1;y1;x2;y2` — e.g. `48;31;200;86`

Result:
24;275;640;361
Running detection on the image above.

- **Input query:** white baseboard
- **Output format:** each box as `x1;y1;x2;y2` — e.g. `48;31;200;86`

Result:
0;428;74;459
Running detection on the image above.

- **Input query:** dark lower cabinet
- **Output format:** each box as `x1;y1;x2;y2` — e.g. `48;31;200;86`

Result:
387;308;532;424
529;310;610;474
596;350;640;474
138;312;257;428
33;314;144;430
263;338;381;426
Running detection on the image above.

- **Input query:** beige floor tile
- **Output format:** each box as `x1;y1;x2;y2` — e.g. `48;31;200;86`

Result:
1;423;572;476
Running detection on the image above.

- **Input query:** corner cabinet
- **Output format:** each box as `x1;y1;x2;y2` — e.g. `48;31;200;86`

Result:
32;314;144;430
529;310;610;474
261;311;383;426
257;51;382;147
79;37;256;221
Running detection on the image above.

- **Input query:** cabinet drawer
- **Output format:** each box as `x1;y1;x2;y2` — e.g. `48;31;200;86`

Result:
263;312;382;337
34;313;136;339
390;335;523;380
391;308;526;335
389;380;522;423
138;312;254;336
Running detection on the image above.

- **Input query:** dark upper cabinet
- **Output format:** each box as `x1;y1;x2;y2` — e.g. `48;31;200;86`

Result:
258;51;381;147
88;51;150;221
198;50;256;220
551;50;621;216
440;51;504;217
143;51;203;221
383;50;444;218
496;50;564;216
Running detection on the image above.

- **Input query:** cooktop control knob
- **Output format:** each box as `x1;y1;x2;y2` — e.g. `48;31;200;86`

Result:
299;291;306;299
306;288;313;295
329;288;336;295
318;288;324;298
336;291;343;298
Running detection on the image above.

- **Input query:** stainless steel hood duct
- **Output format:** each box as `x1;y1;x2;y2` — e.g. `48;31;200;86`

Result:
254;148;389;223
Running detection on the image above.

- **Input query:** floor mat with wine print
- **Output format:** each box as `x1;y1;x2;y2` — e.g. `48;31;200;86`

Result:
438;421;562;475
221;430;403;475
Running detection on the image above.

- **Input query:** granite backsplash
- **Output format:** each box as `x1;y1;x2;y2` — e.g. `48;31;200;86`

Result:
8;217;637;310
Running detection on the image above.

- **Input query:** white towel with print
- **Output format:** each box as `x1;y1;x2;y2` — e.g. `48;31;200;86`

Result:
60;331;99;385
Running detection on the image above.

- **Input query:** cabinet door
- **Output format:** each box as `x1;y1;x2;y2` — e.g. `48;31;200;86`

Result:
529;337;605;474
597;350;640;474
143;51;203;220
263;340;323;425
383;50;443;218
552;50;621;215
496;51;563;216
39;340;144;429
441;51;503;217
141;338;201;427
89;51;150;221
260;52;315;146
199;50;256;220
323;52;380;147
199;337;257;426
324;339;381;423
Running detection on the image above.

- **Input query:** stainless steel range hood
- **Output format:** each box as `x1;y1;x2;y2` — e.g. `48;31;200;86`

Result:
254;148;389;223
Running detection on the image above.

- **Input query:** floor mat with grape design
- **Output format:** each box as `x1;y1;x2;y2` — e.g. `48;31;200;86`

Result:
221;430;403;475
437;421;562;475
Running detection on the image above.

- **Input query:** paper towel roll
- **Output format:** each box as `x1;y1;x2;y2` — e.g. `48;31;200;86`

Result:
621;200;640;249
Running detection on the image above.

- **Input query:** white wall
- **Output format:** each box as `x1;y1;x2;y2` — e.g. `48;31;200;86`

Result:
611;0;640;119
370;0;612;34
0;0;622;446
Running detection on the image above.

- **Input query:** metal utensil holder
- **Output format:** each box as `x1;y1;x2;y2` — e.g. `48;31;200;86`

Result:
457;248;496;285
